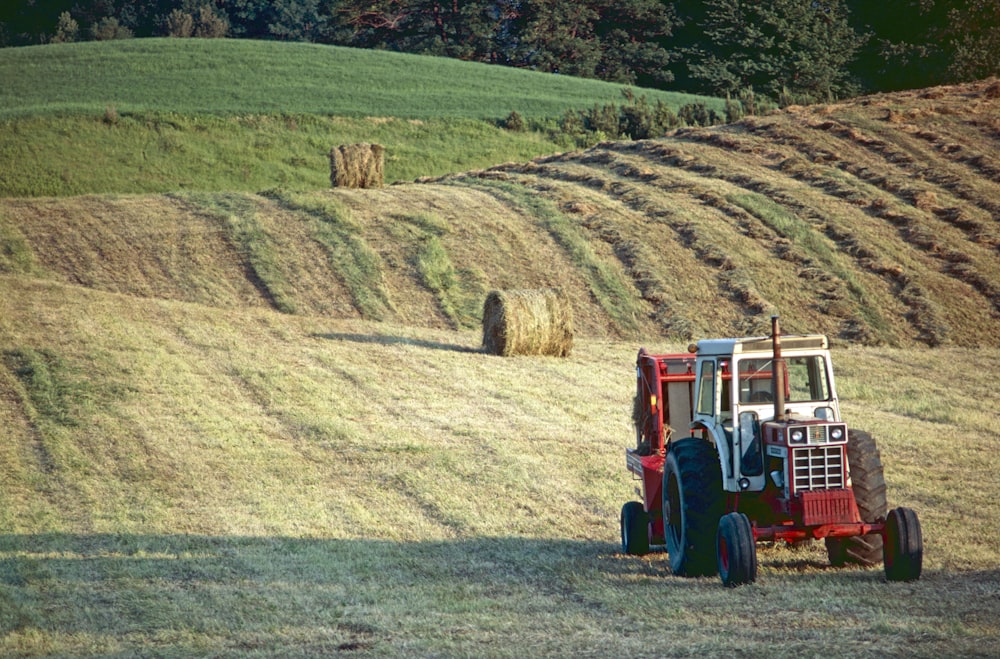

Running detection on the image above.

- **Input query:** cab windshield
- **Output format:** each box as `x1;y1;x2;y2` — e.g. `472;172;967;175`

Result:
737;355;831;404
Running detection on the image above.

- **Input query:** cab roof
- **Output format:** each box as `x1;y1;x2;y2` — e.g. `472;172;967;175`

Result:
696;334;828;357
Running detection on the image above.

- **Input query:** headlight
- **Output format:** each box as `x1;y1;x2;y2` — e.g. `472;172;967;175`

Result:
790;429;805;443
831;427;844;440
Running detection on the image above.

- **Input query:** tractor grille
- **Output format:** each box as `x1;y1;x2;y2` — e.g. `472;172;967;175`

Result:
792;446;845;492
808;425;829;444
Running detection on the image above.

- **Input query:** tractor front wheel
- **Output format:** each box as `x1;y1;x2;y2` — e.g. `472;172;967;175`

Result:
663;438;724;577
884;507;923;582
717;512;758;587
826;429;887;566
620;501;650;556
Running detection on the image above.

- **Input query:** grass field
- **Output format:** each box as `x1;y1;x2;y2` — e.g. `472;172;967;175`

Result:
0;276;997;656
1;38;998;657
0;112;567;196
0;39;719;121
0;39;724;195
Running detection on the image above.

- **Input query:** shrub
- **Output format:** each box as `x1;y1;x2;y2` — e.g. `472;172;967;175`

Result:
194;5;228;39
725;94;744;123
678;102;721;127
91;16;133;41
504;110;525;132
166;9;194;38
620;94;680;139
586;103;620;137
51;12;79;44
103;105;119;125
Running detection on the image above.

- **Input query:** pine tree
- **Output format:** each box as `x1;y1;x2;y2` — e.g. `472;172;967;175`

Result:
673;0;865;103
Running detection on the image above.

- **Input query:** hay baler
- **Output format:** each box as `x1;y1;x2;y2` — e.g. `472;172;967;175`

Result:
619;317;923;586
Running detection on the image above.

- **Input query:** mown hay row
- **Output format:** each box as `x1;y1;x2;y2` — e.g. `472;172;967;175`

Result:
482;289;573;357
330;143;385;189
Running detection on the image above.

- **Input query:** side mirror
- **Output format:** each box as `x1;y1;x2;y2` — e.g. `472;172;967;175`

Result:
814;406;834;420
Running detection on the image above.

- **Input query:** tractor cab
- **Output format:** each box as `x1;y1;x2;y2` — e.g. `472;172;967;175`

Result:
690;332;841;496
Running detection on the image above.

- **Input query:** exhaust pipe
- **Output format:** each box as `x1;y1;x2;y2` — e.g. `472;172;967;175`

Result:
772;315;786;422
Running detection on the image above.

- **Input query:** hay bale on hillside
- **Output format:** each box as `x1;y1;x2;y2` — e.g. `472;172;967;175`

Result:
481;289;574;357
330;143;385;188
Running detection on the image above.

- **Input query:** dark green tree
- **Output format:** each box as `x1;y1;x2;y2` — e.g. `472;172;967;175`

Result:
331;0;675;85
672;0;865;103
504;0;676;84
848;0;1000;91
945;0;1000;81
847;0;952;91
333;1;499;60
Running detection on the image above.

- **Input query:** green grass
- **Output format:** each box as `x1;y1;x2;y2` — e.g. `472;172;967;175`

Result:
2;347;93;427
727;191;894;338
0;38;725;197
0;222;36;274
405;213;485;329
0;112;566;196
0;39;721;121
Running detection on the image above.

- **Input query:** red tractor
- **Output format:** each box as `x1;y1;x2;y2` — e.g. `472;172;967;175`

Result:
620;317;923;586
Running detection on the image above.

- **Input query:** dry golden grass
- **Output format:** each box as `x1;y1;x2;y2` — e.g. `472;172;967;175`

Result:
0;274;998;656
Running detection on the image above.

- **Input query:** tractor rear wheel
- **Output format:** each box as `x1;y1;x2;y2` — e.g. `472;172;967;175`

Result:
717;512;758;587
620;501;650;556
884;507;923;582
663;437;724;577
826;429;887;567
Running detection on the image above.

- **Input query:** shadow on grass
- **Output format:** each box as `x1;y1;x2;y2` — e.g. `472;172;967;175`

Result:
313;332;482;354
2;533;996;655
0;534;622;655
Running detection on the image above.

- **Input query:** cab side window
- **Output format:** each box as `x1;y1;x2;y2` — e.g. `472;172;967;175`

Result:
697;360;716;416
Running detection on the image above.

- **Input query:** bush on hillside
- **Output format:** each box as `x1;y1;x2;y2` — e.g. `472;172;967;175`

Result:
555;89;692;146
90;16;132;41
504;111;525;132
193;6;228;39
166;9;194;38
51;12;79;44
678;102;720;127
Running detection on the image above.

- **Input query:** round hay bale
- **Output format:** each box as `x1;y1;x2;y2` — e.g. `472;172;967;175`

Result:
330;143;385;189
481;289;574;357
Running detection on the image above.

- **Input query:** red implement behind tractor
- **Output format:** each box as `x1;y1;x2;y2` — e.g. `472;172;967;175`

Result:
620;316;923;586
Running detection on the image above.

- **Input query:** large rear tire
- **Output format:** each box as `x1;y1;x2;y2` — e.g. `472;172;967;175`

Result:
717;512;758;587
826;429;887;566
620;501;650;556
884;507;923;582
663;438;724;577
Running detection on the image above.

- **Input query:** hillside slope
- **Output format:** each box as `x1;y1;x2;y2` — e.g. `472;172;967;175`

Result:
3;80;1000;347
2;81;1000;656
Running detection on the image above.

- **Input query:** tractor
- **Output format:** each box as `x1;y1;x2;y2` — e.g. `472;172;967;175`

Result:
620;316;923;586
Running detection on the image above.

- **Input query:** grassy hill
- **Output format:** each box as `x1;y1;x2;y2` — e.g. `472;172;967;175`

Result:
1;40;999;655
0;39;717;120
0;39;722;195
3;79;999;347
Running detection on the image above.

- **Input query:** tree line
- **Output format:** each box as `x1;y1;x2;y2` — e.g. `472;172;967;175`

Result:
2;1;997;103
